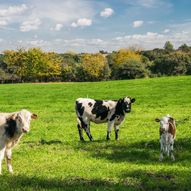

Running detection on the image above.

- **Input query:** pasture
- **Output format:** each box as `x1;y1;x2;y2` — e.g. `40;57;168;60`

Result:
0;76;191;191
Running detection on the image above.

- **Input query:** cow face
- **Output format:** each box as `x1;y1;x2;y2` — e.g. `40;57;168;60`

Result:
121;97;136;113
15;109;37;133
155;115;174;131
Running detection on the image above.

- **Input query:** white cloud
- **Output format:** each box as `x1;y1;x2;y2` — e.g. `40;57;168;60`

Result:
0;4;29;27
137;0;160;8
55;24;63;31
71;18;92;28
27;40;48;46
112;30;191;51
0;0;95;30
20;18;41;32
0;20;8;26
0;4;28;17
163;29;170;33
100;8;114;18
124;0;172;8
29;0;94;24
133;20;144;28
51;23;63;31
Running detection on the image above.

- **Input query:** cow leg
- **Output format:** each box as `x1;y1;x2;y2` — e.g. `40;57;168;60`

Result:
80;118;93;141
170;141;175;161
77;118;85;141
159;150;164;161
107;121;114;140
77;124;84;141
5;148;13;174
0;145;6;175
84;122;93;141
159;139;164;161
114;125;119;140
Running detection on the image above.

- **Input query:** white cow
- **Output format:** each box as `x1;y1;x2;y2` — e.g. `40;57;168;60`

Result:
0;109;37;174
155;115;176;161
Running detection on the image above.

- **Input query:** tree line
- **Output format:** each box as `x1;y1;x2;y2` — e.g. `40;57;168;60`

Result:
0;41;191;83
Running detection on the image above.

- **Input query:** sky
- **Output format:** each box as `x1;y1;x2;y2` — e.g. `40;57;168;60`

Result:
0;0;191;53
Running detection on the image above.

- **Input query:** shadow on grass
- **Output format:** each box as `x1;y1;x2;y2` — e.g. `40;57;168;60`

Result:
0;175;136;191
1;169;191;191
74;138;191;164
23;139;63;146
24;137;191;164
120;168;191;191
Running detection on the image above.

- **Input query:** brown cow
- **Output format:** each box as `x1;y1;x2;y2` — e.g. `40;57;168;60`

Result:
155;115;176;161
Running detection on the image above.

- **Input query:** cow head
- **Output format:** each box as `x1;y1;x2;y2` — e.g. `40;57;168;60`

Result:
117;97;136;114
8;109;37;134
155;115;175;132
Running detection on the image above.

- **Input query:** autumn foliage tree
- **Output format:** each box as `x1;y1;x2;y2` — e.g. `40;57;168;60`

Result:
0;42;191;83
3;48;62;82
77;53;111;81
110;48;149;79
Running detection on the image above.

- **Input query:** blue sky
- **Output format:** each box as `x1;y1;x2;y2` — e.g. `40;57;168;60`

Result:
0;0;191;53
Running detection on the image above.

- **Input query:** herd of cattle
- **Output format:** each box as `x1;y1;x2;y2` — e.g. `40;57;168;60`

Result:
0;96;176;174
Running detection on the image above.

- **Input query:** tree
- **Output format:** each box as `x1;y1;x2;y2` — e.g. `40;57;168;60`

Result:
3;48;62;82
109;48;148;79
3;49;27;82
78;53;111;81
112;59;149;79
60;53;80;81
152;51;190;75
178;44;191;52
111;48;142;67
164;41;174;52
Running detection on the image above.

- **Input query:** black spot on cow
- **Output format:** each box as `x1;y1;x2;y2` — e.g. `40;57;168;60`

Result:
5;118;17;138
88;102;93;107
92;100;109;120
110;113;116;121
76;101;84;116
115;98;125;116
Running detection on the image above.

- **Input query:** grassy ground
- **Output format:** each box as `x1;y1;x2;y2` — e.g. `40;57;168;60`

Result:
0;76;191;191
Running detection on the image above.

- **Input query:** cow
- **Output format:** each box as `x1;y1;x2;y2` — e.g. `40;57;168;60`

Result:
155;115;176;161
0;109;37;175
75;97;135;141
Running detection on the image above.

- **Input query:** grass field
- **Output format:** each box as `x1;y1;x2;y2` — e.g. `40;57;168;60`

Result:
0;76;191;191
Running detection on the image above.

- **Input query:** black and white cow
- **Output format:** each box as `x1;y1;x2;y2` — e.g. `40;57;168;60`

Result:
0;109;37;174
75;97;135;141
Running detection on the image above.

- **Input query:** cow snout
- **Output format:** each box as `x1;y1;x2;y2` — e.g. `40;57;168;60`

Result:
22;128;29;133
125;108;131;113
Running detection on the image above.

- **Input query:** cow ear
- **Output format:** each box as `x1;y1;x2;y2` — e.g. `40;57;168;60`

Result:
155;118;160;122
31;113;38;119
7;113;17;120
169;117;175;123
169;117;174;121
131;98;136;103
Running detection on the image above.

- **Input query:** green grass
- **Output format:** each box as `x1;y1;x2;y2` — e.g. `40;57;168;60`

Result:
0;76;191;191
